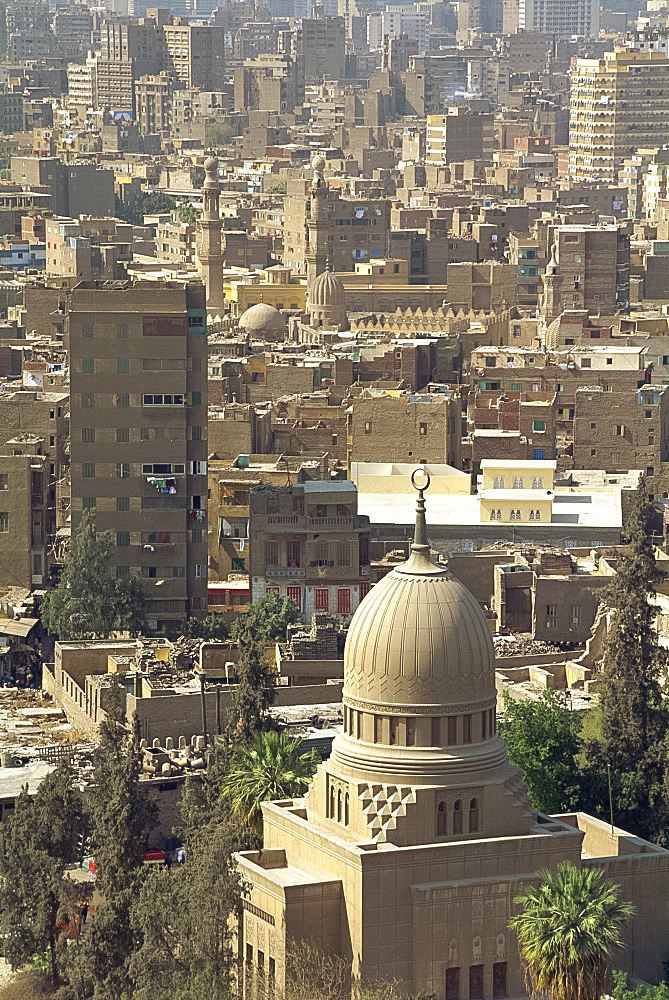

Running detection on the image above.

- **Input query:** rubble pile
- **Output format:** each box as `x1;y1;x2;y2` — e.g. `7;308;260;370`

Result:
494;637;562;657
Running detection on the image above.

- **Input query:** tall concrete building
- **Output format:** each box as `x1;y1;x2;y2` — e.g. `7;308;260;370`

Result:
295;11;346;84
519;0;598;37
161;20;226;90
68;281;208;633
426;108;494;165
238;479;669;995
569;50;669;182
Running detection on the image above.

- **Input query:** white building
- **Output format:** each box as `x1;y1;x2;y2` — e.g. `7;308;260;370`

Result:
367;5;429;51
518;0;599;38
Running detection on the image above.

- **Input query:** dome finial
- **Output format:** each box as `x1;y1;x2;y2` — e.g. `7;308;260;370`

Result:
410;468;431;551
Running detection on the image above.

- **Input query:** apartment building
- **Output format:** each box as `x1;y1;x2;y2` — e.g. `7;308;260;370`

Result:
134;72;173;134
233;52;304;114
295;13;346;84
573;384;669;476
0;452;49;591
45;217;132;282
162;21;226;91
426;108;494;165
68;281;208;633
347;392;462;469
155;220;196;268
519;0;598;37
479;459;556;525
569;50;669;182
283;178;390;274
248;480;370;618
544;224;631;314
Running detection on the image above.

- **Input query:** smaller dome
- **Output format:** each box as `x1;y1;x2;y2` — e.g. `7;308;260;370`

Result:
311;153;326;173
204;155;219;173
310;270;345;307
238;302;286;338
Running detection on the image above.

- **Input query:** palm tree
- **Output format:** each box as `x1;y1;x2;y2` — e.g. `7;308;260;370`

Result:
510;862;635;1000
220;730;319;837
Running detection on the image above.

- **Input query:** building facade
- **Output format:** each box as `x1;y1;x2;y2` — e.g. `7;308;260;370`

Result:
68;281;208;632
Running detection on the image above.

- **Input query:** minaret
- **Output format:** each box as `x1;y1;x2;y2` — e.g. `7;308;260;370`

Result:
305;153;330;286
539;241;563;349
196;155;225;320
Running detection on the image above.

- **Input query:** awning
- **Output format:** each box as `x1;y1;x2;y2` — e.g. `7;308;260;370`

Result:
0;618;38;637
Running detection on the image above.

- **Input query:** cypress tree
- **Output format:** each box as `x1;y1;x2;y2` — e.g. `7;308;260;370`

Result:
231;628;276;740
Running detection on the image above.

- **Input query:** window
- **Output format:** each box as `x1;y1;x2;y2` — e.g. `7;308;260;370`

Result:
117;321;128;338
142;394;185;406
287;540;301;567
82;463;95;478
606;357;613;365
0;475;7;491
493;963;507;999
570;604;582;628
509;509;521;521
463;714;472;744
453;799;463;834
447;716;457;746
511;382;522;391
192;425;202;441
116;463;130;478
364;421;372;434
338;589;351;615
646;409;652;418
287;585;301;606
432;717;440;745
269;957;275;981
117;566;129;579
315;588;329;610
82;497;96;510
406;720;415;746
485;356;496;367
82;358;94;374
469;798;479;833
191;391;201;405
265;541;279;565
419;422;427;435
116;393;129;408
116;531;130;547
446;968;460;1000
195;564;206;578
82;393;95;408
389;718;397;745
531;477;544;489
246;944;253;965
437;800;447;836
546;604;558;628
529;509;541;521
512;477;524;489
0;513;7;532
173;566;186;578
117;358;129;373
191;528;202;542
533;420;546;432
115;427;129;443
490;509;501;520
117;497;130;511
258;951;264;971
337;542;350;567
493;476;505;489
616;425;625;436
469;965;484;1000
81;323;93;338
82;428;95;443
232;557;245;572
581;358;591;368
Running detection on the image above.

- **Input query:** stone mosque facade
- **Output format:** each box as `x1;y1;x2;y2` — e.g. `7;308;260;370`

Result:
238;475;669;998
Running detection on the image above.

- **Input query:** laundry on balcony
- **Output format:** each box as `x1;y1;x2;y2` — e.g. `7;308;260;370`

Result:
147;476;177;494
189;509;205;521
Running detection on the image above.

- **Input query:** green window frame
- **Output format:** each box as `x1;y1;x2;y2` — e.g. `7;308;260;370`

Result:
116;532;130;547
116;497;130;511
82;463;95;478
82;497;96;509
82;359;94;374
117;358;129;373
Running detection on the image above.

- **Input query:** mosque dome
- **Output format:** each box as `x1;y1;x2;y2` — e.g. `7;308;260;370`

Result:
310;270;345;308
344;474;495;714
238;302;285;339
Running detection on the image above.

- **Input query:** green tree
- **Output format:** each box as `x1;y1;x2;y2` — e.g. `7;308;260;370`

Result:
0;763;86;987
220;730;319;837
41;510;146;639
182;612;230;641
510;862;635;1000
129;821;241;1000
83;683;157;999
231;631;276;739
205;123;235;148
232;592;300;643
611;970;669;1000
115;190;177;225
590;478;669;838
177;200;198;225
268;180;287;194
501;690;583;814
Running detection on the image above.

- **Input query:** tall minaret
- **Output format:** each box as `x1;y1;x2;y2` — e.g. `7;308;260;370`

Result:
539;241;563;349
197;155;225;320
305;154;330;286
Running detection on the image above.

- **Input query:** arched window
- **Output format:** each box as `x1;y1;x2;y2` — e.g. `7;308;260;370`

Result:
489;509;497;521
534;509;541;521
437;800;447;836
453;799;463;834
493;476;505;489
469;798;479;833
329;785;336;819
529;509;536;521
513;476;524;489
532;476;544;490
337;788;342;822
344;792;350;826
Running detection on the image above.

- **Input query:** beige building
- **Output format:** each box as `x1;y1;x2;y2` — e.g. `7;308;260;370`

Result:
68;280;208;633
238;480;669;996
0;452;49;590
347;392;463;471
426;109;495;165
479;459;555;525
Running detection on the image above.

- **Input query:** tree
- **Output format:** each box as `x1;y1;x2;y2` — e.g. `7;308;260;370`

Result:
501;690;583;814
177;201;198;225
231;631;276;739
83;683;157;999
590;478;669;839
115;190;177;225
41;510;146;639
232;592;300;643
220;730;319;837
510;862;635;1000
205;123;235;148
129;821;241;1000
611;970;669;1000
0;763;86;988
182;612;230;641
268;181;287;194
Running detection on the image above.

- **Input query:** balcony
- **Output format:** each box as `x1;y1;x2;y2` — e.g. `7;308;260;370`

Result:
265;565;306;579
267;515;299;526
308;516;354;528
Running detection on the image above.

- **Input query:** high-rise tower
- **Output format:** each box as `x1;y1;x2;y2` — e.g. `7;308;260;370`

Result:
196;155;225;321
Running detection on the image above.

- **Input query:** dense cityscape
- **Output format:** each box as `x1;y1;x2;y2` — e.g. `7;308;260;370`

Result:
1;0;669;997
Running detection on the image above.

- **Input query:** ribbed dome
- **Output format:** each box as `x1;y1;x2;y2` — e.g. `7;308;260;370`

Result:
344;479;495;714
238;302;285;337
310;270;345;307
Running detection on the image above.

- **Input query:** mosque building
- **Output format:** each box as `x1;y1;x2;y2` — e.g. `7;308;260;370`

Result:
237;471;669;998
